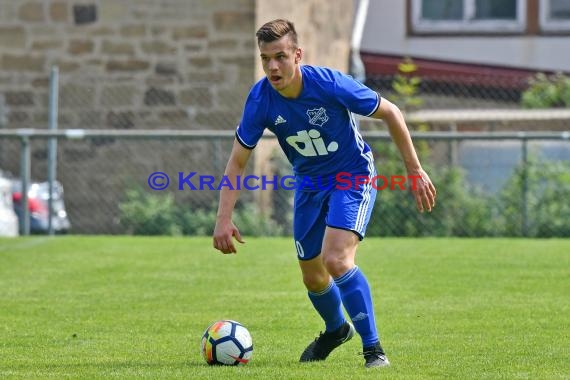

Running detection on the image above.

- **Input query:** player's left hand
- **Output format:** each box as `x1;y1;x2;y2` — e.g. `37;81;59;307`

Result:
408;168;436;213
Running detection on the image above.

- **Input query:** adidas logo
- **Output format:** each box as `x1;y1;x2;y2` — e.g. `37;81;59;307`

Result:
274;115;287;125
352;312;368;322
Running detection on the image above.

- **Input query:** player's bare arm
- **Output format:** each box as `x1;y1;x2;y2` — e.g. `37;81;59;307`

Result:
213;139;251;254
371;97;437;213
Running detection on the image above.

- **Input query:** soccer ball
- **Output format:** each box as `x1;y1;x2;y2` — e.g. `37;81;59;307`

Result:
201;320;253;365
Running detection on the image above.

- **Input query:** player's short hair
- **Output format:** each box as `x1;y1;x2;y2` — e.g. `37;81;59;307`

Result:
256;19;298;48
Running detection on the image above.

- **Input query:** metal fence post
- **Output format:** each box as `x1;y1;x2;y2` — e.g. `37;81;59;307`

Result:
19;135;31;235
521;137;529;237
48;65;59;236
448;122;458;166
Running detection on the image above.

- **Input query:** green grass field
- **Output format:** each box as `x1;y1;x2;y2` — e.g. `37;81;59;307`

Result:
0;237;568;379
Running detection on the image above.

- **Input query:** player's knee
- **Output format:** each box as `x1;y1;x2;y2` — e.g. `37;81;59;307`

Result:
302;271;330;292
322;252;352;278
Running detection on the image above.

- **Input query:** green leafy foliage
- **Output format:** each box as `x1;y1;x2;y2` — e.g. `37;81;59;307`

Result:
368;141;569;237
119;188;181;235
232;202;285;236
367;143;497;237
521;72;570;108
499;157;570;237
119;188;283;236
388;57;424;112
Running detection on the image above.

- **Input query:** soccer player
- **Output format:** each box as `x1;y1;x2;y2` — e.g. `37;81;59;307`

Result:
213;19;436;368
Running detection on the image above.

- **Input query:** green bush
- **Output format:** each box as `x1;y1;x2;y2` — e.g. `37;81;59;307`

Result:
368;144;570;238
521;73;570;108
367;145;496;237
119;188;284;236
119;188;181;235
177;204;218;236
389;57;424;112
232;202;285;236
498;157;570;237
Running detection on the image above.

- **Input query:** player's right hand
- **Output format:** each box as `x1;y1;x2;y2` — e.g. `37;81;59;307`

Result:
408;168;436;213
213;218;245;254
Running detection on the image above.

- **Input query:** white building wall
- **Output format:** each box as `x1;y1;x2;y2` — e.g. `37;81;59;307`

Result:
361;0;570;72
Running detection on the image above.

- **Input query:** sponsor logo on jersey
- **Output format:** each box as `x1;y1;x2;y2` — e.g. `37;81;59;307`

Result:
285;129;339;157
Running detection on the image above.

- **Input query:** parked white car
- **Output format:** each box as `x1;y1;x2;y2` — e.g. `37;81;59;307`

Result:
0;176;18;237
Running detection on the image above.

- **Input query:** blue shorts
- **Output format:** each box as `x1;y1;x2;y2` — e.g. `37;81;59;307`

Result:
293;173;377;261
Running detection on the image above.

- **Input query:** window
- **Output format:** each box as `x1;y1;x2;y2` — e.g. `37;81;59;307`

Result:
412;0;526;33
540;0;570;32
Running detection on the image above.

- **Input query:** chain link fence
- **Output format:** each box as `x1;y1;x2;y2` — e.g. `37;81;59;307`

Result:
367;75;525;110
1;128;569;238
366;69;570;114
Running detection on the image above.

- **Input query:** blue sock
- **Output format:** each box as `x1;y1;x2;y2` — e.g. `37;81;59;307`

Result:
334;266;379;347
307;281;346;332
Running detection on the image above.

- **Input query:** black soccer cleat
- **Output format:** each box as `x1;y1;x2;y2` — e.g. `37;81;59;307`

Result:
299;322;355;362
362;342;390;368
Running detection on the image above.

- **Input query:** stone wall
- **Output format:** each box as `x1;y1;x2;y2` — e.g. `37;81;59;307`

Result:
255;0;354;77
0;0;256;131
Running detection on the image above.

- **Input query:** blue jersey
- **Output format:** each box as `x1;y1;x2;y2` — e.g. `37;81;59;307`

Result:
236;65;379;187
